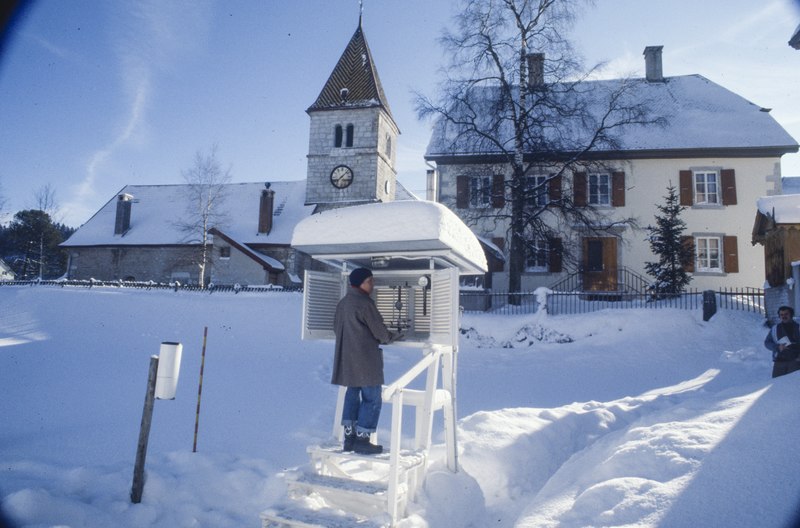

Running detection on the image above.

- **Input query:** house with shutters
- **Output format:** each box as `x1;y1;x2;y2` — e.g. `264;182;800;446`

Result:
424;46;799;292
60;18;412;287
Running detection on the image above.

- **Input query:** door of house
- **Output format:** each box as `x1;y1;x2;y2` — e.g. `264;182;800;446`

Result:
582;237;618;291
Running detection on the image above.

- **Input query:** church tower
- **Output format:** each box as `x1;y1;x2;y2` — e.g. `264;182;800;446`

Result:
304;18;399;210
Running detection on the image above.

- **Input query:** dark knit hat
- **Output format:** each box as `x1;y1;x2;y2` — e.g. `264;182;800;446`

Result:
349;267;373;287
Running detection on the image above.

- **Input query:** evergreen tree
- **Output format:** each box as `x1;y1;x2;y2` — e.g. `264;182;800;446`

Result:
645;185;693;297
4;209;69;279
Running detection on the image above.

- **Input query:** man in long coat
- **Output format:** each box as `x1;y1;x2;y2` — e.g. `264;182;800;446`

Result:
332;267;398;454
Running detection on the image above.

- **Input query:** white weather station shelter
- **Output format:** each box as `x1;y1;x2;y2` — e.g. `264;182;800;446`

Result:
262;200;487;527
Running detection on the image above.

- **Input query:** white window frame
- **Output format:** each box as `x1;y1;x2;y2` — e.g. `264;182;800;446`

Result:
695;236;721;272
526;175;549;207
588;173;610;205
469;176;492;208
219;246;231;260
525;236;549;272
694;170;719;205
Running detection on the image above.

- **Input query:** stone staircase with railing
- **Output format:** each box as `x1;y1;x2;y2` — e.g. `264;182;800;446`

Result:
548;266;651;295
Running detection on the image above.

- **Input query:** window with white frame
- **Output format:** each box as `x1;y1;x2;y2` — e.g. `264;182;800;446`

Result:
470;176;492;208
588;173;610;205
219;246;231;259
694;170;719;204
695;236;721;271
526;175;549;207
526;237;549;271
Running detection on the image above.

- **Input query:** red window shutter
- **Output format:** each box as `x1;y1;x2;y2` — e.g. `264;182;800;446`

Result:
492;174;505;208
612;171;625;207
723;235;739;273
456;176;469;209
548;237;563;272
548;174;562;202
574;172;587;207
679;170;693;206
682;236;695;272
721;169;737;205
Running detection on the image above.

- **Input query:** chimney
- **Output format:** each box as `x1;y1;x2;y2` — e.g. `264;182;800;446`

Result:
643;46;664;82
526;52;545;89
426;168;439;202
258;186;275;234
114;193;133;235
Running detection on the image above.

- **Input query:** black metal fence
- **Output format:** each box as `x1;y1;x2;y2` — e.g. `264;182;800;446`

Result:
460;287;765;316
1;280;765;318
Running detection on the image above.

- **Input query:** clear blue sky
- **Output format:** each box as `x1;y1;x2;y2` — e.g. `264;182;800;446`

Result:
1;0;798;228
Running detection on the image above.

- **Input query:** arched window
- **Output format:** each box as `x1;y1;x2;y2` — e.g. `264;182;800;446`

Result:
385;135;392;157
334;125;343;147
345;124;354;147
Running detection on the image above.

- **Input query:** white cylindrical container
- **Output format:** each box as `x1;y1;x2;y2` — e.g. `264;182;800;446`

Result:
155;342;183;400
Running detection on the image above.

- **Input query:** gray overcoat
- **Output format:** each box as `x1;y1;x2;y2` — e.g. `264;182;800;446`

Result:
331;286;393;387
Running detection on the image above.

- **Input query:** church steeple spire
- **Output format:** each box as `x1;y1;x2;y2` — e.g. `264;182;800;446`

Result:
306;21;394;123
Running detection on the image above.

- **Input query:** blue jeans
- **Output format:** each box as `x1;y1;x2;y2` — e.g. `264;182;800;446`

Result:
341;386;382;434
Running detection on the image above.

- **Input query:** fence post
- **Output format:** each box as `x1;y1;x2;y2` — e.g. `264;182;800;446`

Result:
702;290;717;321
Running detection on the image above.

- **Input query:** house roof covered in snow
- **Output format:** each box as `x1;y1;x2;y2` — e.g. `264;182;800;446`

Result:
790;24;800;50
0;258;15;279
291;200;488;274
756;195;800;225
306;21;395;125
426;74;799;161
62;181;315;248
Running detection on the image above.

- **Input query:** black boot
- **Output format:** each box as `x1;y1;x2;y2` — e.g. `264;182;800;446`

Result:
353;431;383;455
343;425;356;452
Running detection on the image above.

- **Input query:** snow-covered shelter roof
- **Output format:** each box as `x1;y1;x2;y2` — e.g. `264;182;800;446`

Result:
426;75;798;160
62;181;315;247
291;201;488;275
756;195;800;225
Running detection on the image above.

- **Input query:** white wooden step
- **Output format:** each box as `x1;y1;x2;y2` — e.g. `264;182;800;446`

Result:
286;471;401;518
261;505;388;528
307;443;426;470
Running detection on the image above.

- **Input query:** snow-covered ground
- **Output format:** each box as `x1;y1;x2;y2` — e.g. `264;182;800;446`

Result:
1;285;799;527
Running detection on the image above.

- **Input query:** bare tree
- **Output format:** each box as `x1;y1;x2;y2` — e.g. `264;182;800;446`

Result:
417;0;664;298
33;183;59;219
175;145;231;288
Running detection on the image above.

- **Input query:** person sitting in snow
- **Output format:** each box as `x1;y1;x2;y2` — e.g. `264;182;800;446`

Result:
764;305;800;378
332;267;402;454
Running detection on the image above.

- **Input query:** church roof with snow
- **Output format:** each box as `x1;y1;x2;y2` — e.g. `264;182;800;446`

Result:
306;21;394;122
61;181;315;248
62;179;420;249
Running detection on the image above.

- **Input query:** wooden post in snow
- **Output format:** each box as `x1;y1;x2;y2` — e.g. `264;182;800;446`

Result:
131;355;159;504
193;326;208;453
